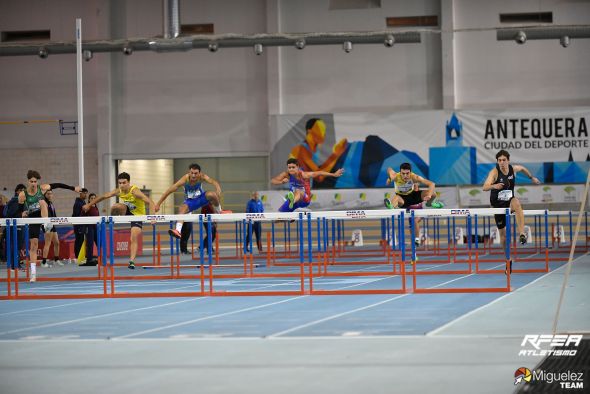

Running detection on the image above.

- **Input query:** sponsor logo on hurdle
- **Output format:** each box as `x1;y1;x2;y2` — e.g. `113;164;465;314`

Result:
450;209;471;215
146;215;166;222
50;217;70;224
513;367;584;389
519;334;581;357
345;210;366;218
245;213;266;220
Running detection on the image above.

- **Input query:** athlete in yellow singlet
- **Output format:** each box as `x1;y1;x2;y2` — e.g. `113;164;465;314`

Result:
82;172;156;269
384;162;443;246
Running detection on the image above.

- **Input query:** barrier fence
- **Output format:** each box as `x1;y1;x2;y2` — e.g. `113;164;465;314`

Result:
1;208;588;299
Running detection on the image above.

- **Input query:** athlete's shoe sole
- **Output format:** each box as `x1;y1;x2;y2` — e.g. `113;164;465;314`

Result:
384;198;393;209
519;233;527;245
430;201;444;209
168;229;182;239
128;262;135;270
287;191;295;209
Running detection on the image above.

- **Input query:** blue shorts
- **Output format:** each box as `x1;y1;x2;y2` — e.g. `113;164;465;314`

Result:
278;199;311;213
184;193;209;213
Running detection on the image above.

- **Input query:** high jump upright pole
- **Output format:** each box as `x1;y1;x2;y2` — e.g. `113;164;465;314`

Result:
76;18;85;187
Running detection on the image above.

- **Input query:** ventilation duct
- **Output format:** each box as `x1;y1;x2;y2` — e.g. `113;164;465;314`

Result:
0;31;421;57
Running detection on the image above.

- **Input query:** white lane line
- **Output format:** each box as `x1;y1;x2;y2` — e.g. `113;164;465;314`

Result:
426;252;588;336
114;297;306;339
0;299;103;316
266;261;490;338
0;298;200;336
112;258;448;339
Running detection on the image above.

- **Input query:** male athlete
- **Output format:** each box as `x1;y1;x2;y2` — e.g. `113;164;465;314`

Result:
271;158;343;212
483;150;540;273
384;163;443;246
155;163;222;239
82;172;156;269
18;170;80;281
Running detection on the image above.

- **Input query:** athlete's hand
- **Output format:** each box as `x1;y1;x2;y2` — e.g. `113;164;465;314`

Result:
531;177;540;185
494;183;504;190
423;194;432;202
334;168;344;177
386;177;392;185
154;203;161;213
282;178;289;184
81;204;90;213
22;211;28;218
74;186;82;193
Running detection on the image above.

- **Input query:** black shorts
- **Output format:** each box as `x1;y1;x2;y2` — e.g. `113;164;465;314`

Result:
492;198;513;230
398;190;423;209
125;206;143;229
27;211;42;239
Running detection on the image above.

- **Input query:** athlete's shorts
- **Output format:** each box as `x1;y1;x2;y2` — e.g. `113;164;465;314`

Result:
125;206;143;229
184;193;209;213
278;198;311;213
491;198;513;230
28;211;42;239
397;190;423;209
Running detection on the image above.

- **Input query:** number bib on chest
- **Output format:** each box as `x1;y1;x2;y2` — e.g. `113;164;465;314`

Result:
498;190;513;201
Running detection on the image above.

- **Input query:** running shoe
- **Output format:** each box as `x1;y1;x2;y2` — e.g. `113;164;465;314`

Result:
30;273;36;283
430;201;444;209
414;237;421;247
287;191;295;209
519;233;527;245
128;261;135;270
384;198;393;209
168;228;182;239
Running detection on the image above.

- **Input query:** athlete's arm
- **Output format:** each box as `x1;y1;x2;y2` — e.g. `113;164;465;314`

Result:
133;187;157;213
413;174;435;200
156;175;187;208
271;171;289;185
42;183;81;193
303;168;344;179
386;167;397;185
82;188;118;212
513;165;541;184
202;174;222;196
482;168;502;191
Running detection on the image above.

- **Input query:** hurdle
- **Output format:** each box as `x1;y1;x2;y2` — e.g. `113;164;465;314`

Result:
2;207;585;299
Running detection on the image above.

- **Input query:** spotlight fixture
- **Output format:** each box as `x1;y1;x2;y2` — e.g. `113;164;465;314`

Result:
560;35;570;48
123;45;133;55
384;35;395;47
295;39;306;50
343;41;353;53
515;31;527;45
254;43;263;55
38;47;48;59
83;50;93;61
208;42;219;52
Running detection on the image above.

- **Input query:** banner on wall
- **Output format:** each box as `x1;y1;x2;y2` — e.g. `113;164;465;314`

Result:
270;109;589;189
258;187;457;211
258;184;587;211
459;184;589;207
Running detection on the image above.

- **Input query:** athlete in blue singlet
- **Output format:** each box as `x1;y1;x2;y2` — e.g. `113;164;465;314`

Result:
271;158;344;212
156;163;223;239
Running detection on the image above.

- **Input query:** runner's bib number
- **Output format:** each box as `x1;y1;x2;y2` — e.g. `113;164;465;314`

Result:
498;190;513;201
187;190;201;199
